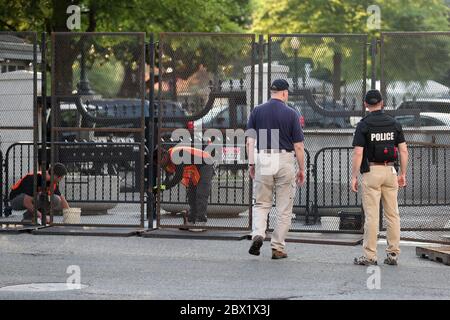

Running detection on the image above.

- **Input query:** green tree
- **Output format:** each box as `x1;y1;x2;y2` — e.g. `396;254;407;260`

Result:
0;0;252;96
251;0;450;99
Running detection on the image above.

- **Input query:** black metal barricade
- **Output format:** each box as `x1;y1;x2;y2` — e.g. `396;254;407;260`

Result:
156;33;256;230
50;32;147;227
0;32;40;225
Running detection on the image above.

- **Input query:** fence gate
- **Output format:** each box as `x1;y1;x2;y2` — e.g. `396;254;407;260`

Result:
267;34;367;233
50;32;146;227
156;33;256;230
380;32;450;244
0;32;40;226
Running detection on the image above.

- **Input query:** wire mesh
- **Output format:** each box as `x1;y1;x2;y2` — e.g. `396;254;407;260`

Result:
268;34;367;129
157;33;255;230
381;32;450;110
0;32;39;225
51;33;146;227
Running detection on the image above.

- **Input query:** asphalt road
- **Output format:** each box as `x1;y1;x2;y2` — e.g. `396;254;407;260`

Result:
0;233;449;300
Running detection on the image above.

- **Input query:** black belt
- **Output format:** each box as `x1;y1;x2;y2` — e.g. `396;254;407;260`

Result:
369;162;394;166
258;149;292;153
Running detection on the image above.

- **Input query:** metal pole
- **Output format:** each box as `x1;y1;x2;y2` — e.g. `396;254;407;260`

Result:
156;35;163;228
78;36;94;95
249;35;256;231
258;35;264;105
370;37;377;90
40;32;48;224
50;33;56;224
140;33;146;228
380;35;387;102
147;34;156;230
294;49;298;90
267;36;272;101
0;151;3;217
33;32;39;225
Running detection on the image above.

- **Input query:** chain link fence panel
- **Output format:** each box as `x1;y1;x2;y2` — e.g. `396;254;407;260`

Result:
157;33;255;230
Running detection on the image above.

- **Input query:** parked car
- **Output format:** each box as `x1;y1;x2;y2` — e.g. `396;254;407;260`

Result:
194;103;305;132
395;98;450;114
394;112;450;127
287;100;352;129
44;98;188;142
193;104;248;130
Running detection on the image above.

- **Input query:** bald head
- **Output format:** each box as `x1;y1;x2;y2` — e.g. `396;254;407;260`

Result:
270;90;288;102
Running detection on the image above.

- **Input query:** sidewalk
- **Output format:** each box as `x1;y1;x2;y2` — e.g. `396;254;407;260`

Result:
0;234;448;300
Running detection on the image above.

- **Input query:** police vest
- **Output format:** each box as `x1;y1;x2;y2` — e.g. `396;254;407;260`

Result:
362;113;399;163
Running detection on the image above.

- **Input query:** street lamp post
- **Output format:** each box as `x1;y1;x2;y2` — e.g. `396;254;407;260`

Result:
77;7;95;96
290;38;300;91
77;38;95;95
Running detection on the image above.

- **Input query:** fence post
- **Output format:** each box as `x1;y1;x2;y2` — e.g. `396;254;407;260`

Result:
32;32;39;225
40;31;48;224
0;151;3;217
147;34;156;230
258;35;264;105
370;37;377;90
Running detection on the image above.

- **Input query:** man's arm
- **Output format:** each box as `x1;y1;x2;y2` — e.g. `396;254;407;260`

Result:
351;146;364;192
294;142;305;185
246;137;256;179
162;165;184;190
60;195;70;209
398;142;408;187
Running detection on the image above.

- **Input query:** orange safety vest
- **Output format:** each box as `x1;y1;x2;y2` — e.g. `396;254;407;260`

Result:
167;147;211;187
11;171;57;194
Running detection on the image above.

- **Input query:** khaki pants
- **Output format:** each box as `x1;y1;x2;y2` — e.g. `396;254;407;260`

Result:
251;152;296;252
361;165;401;260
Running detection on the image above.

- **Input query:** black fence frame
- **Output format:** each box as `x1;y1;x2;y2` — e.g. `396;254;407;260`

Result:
0;31;40;225
50;32;147;227
0;31;449;242
156;32;256;231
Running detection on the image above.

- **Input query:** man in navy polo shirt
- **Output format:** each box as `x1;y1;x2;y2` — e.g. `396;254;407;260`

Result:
245;79;305;259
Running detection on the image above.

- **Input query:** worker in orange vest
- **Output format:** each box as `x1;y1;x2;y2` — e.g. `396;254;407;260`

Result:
160;146;214;231
9;163;70;224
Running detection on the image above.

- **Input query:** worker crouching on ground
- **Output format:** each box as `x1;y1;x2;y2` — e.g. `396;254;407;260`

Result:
9;162;70;224
159;146;214;232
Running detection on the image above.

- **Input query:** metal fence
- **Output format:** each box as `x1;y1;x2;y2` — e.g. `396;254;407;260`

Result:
0;31;450;243
156;33;255;230
381;32;450;109
268;34;367;132
50;32;147;227
0;31;40;225
310;145;450;240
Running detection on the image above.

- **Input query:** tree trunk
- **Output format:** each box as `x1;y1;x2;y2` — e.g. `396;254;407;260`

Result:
118;59;141;99
51;0;80;96
332;51;342;101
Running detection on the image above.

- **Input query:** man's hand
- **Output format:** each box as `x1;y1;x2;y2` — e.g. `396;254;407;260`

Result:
398;174;407;188
296;170;305;186
351;177;358;193
249;165;255;180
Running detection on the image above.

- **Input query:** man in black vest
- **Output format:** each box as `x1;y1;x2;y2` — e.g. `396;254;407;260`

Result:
351;90;408;266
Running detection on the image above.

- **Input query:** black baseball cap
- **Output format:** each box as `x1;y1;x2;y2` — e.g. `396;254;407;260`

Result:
364;89;383;105
270;79;290;92
51;163;67;177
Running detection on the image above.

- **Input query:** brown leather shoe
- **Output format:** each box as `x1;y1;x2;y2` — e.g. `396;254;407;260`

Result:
249;236;264;256
271;249;288;259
